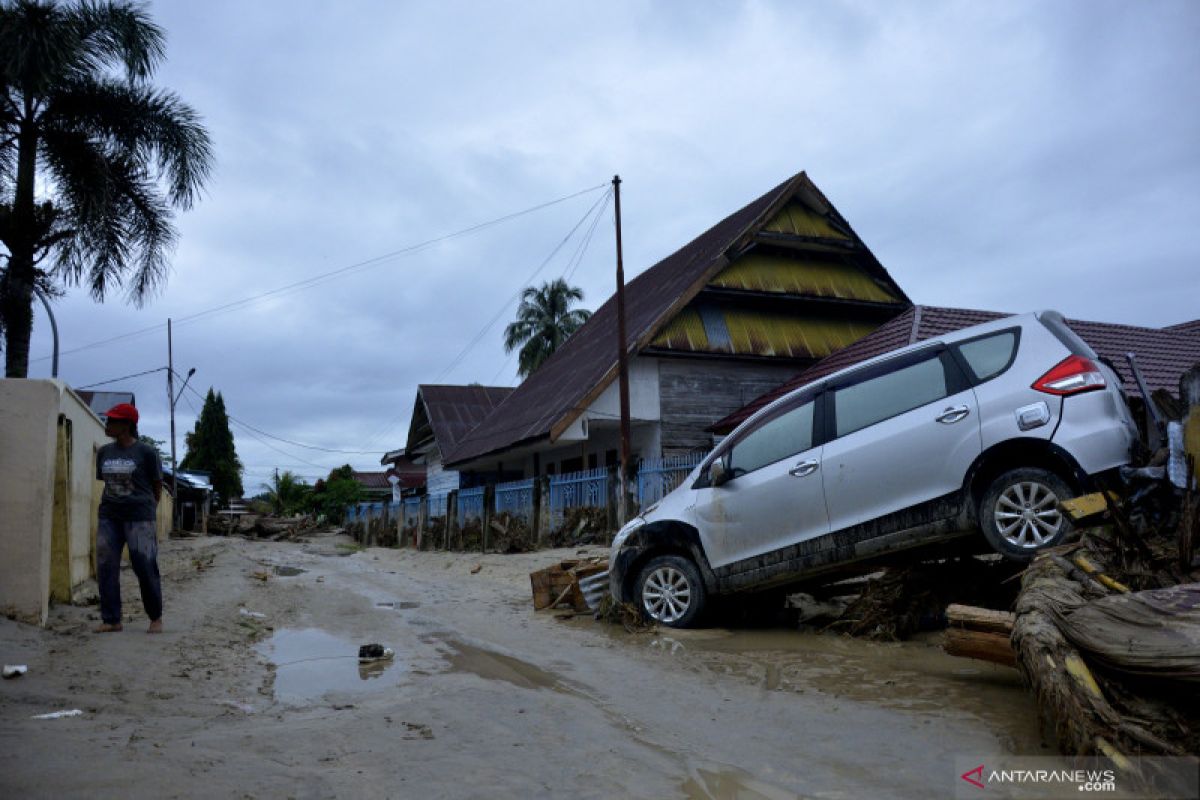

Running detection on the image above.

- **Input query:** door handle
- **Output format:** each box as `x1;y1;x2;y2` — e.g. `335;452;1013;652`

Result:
789;460;820;478
936;405;971;424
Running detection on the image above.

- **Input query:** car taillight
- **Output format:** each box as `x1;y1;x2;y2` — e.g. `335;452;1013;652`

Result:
1032;355;1106;396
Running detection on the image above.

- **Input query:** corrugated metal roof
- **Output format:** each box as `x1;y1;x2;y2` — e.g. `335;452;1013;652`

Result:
73;390;136;417
442;172;911;468
404;384;514;456
711;306;1200;434
651;308;878;359
709;252;899;303
762;200;850;239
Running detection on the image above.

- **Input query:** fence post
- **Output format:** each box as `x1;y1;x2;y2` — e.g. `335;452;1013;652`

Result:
607;466;619;544
482;484;493;553
446;490;458;551
537;476;550;548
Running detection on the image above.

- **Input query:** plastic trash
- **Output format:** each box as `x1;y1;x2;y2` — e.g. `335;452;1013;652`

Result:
3;665;28;679
357;643;395;663
238;608;267;619
31;709;83;719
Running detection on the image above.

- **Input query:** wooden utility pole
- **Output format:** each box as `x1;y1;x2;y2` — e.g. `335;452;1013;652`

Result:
167;318;178;530
613;175;632;526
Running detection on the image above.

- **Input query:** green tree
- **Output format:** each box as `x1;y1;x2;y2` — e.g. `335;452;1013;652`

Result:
180;388;243;502
503;278;591;378
307;464;361;524
137;434;168;461
261;469;311;516
0;0;214;377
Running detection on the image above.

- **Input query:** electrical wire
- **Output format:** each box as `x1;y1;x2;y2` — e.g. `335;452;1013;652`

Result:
75;366;167;389
31;183;607;364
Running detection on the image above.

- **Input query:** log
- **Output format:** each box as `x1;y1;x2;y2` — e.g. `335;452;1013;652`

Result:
946;603;1014;635
944;627;1016;667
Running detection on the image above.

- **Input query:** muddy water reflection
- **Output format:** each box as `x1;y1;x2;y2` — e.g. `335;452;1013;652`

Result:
632;627;1045;753
682;766;807;800
258;628;405;703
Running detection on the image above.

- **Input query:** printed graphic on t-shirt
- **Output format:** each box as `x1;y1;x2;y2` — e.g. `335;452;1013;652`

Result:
101;457;138;499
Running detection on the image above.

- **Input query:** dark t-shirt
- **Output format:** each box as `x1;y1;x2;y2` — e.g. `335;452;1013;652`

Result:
96;441;162;521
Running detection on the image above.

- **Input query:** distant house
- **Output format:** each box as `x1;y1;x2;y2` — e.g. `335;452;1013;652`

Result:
73;390;135;419
382;385;513;494
351;471;399;501
443;171;910;478
711;305;1200;435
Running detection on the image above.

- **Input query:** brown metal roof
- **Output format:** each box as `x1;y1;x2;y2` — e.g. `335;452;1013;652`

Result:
443;171;910;467
352;471;393;490
711;306;1200;434
405;384;514;457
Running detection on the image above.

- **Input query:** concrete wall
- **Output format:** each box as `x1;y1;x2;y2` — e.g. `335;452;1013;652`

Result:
0;380;108;624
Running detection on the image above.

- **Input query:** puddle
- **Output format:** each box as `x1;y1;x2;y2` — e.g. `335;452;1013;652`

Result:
682;766;804;800
376;601;421;609
273;566;307;577
257;628;406;703
429;635;562;691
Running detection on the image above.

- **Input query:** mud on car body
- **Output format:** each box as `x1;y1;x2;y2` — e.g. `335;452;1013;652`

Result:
609;311;1138;627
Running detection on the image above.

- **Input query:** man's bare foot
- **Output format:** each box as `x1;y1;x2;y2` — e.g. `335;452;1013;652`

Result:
94;623;122;633
147;619;163;634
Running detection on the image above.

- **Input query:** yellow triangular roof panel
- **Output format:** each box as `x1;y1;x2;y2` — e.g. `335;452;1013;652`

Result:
710;252;899;303
763;200;850;239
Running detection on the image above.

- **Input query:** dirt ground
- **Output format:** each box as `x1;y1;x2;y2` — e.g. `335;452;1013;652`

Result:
0;530;1054;799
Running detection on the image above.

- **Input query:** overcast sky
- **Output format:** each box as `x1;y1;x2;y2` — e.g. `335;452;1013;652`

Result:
22;0;1200;491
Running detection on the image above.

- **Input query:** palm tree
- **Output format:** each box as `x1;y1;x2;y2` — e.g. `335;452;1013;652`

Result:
503;278;592;378
0;0;214;377
261;470;311;516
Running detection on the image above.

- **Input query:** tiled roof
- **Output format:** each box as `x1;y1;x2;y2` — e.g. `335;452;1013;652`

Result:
444;171;909;467
1165;319;1200;334
352;471;393;490
710;306;1200;434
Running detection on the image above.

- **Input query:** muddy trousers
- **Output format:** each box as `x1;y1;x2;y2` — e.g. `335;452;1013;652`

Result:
97;518;162;625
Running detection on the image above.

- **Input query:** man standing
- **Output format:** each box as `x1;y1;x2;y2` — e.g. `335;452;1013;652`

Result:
95;403;164;634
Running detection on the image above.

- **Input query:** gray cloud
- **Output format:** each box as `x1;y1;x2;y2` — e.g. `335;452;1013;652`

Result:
22;0;1200;488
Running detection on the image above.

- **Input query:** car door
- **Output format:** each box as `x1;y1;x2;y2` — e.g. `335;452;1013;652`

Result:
691;393;829;569
821;347;982;533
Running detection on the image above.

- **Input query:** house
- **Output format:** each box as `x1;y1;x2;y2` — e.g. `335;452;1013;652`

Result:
73;389;135;420
443;171;911;478
382;384;513;494
711;305;1200;435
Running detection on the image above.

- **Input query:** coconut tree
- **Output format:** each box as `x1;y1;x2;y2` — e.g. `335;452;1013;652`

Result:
503;278;592;378
0;0;213;377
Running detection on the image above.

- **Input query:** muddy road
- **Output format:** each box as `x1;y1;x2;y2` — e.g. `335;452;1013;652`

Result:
0;532;1050;799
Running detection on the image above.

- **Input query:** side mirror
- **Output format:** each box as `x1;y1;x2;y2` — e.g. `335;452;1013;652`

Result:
709;459;730;487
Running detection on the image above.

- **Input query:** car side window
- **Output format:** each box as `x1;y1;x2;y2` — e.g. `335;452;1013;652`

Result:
954;331;1017;382
833;355;949;438
727;400;815;477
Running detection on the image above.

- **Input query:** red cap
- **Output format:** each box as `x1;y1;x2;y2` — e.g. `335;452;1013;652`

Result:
104;403;139;423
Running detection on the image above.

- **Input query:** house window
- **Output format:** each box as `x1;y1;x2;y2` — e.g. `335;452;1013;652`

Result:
561;457;583;474
605;449;618;467
587;453;598;469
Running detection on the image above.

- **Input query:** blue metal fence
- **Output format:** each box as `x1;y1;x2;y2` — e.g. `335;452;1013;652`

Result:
402;496;421;530
494;477;535;519
457;485;486;522
427;492;449;519
548;467;609;532
637;453;706;506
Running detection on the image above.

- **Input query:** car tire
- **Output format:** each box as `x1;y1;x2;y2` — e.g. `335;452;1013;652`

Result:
635;554;707;628
979;467;1075;560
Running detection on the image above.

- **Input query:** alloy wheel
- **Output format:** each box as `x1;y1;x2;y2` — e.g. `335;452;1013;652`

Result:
641;566;692;624
994;481;1063;549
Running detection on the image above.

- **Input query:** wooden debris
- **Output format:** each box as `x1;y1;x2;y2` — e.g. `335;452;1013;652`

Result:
944;628;1016;667
1060;492;1117;523
529;558;607;611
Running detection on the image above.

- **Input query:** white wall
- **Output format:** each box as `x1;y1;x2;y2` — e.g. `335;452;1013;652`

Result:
425;448;460;495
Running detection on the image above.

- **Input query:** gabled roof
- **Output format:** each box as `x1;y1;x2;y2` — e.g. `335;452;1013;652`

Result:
444;171;909;467
73;389;136;418
711;306;1200;434
404;384;514;458
352;471;394;490
1165;319;1200;334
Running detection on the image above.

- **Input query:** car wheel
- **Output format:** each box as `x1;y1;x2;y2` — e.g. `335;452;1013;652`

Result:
979;467;1074;559
635;555;707;628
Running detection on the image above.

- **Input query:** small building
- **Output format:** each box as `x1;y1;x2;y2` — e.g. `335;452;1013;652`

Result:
383;384;514;493
443;170;911;478
73;389;135;420
711;305;1200;435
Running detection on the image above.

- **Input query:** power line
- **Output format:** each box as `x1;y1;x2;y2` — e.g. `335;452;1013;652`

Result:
359;188;614;451
75;366;167;389
31;183;607;364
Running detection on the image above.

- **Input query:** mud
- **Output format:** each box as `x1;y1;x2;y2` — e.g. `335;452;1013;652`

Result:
1;532;1055;799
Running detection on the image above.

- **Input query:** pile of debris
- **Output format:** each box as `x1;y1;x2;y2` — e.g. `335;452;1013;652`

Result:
488;512;535;553
546;507;609;548
208;513;318;541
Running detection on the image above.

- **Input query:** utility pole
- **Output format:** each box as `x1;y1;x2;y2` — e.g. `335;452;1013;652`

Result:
167;318;178;531
613;175;632;526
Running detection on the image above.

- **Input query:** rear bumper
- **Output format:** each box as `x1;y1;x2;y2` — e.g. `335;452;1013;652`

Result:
1052;391;1136;475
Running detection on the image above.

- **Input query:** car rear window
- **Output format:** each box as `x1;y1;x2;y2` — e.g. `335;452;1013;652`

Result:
955;331;1017;382
833;355;948;437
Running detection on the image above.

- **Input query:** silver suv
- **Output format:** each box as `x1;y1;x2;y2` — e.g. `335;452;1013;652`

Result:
609;311;1137;627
